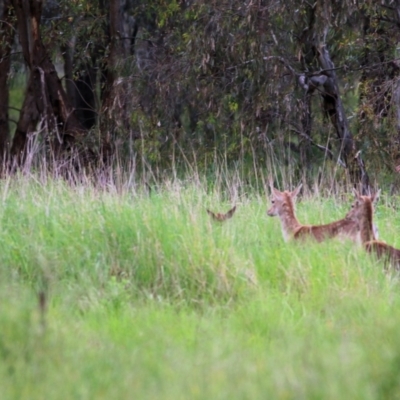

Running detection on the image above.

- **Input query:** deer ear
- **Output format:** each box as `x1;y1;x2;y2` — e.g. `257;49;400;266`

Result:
268;175;274;188
352;188;361;198
372;189;381;205
291;183;302;198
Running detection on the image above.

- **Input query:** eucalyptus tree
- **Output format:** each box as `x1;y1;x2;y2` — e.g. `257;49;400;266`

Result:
10;0;84;164
8;0;133;165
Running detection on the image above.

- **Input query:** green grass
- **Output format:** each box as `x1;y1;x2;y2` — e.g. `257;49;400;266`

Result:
1;176;400;399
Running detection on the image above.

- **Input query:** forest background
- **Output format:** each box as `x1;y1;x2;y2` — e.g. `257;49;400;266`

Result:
1;0;400;190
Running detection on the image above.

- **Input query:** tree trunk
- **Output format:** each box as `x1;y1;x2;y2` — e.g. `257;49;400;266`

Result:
100;0;122;136
0;0;15;162
100;0;129;160
10;0;84;164
315;45;354;160
298;3;369;192
315;44;369;192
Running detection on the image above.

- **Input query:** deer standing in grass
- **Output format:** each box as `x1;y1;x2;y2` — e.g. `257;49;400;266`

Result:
267;184;360;242
346;190;400;269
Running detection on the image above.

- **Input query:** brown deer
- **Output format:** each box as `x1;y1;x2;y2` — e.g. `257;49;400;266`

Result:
346;189;400;269
207;205;237;222
267;184;359;242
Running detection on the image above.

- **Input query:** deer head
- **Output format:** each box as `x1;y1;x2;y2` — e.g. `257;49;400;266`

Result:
346;189;380;242
267;184;302;217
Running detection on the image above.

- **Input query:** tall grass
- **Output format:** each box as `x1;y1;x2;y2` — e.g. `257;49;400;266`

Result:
1;173;400;399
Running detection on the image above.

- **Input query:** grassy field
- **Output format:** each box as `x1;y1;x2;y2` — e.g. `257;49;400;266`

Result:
1;175;400;399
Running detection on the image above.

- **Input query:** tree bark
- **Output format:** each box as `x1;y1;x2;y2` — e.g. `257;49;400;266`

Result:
0;0;15;161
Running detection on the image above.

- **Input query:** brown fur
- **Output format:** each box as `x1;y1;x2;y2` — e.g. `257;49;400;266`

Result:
293;219;359;242
346;189;400;270
365;241;400;268
267;184;359;243
207;205;236;222
345;191;377;243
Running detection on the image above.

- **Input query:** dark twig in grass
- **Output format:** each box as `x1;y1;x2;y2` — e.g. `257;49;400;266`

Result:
38;290;47;334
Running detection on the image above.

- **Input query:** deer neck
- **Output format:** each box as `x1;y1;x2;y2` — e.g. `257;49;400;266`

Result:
279;199;302;241
360;201;376;243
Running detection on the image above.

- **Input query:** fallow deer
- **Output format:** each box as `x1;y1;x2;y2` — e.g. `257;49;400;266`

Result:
207;205;237;222
267;184;359;242
346;190;400;269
